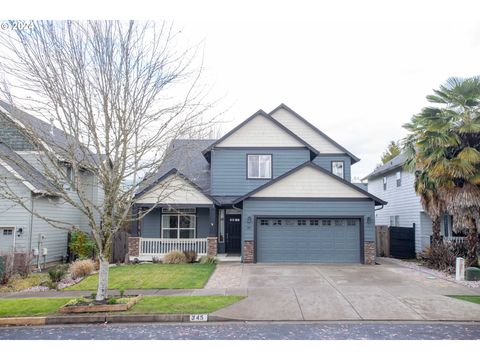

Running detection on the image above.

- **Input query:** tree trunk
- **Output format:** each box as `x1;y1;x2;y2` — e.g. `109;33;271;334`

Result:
431;216;442;247
96;256;109;301
465;226;479;268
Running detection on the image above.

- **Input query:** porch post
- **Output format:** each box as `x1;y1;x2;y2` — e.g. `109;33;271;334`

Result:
207;205;218;256
131;205;139;237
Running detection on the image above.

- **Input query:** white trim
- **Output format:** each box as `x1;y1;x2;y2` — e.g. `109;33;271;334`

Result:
0;159;38;192
161;213;196;239
0;225;16;251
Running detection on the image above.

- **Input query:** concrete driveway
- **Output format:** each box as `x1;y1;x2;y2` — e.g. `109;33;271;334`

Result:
209;259;480;321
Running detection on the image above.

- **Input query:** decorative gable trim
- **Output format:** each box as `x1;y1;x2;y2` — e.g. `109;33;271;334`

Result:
269;103;360;164
202;110;318;159
233;161;387;205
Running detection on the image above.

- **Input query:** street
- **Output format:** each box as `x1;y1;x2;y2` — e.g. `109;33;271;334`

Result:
1;322;480;340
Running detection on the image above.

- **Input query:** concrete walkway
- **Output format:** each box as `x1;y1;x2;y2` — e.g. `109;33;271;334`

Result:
209;259;480;321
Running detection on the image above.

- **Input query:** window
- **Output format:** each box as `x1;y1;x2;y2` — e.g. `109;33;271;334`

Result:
347;219;356;226
383;176;387;190
310;219;319;226
389;216;400;226
331;161;344;179
396;171;402;187
335;219;344;226
322;219;331;226
272;219;282;226
3;229;13;236
297;219;307;226
260;219;269;226
162;213;196;239
247;154;272;179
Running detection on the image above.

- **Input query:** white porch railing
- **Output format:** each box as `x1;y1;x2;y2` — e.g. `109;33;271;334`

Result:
139;238;208;261
444;236;465;244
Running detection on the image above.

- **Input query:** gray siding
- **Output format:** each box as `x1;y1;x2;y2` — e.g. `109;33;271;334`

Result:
211;148;310;196
367;169;446;252
196;208;210;238
312;155;352;182
242;199;376;257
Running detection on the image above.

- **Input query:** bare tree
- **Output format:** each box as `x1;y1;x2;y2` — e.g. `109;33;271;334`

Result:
0;20;215;300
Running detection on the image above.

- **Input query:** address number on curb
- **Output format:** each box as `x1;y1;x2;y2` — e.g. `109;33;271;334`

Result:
189;314;208;322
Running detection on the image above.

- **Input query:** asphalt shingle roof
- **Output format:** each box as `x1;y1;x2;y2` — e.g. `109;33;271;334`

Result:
363;153;406;180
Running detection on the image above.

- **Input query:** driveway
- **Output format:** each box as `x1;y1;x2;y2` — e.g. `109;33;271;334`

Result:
208;259;480;321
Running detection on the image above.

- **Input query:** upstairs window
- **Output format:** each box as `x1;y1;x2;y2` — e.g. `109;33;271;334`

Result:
396;171;402;187
383;176;387;190
331;161;344;179
247;154;272;179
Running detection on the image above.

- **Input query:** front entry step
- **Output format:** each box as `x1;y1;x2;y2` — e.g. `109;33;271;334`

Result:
217;254;241;263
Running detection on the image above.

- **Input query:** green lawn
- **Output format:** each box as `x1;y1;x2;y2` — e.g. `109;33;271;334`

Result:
128;296;243;314
67;263;216;290
0;298;73;317
449;295;480;305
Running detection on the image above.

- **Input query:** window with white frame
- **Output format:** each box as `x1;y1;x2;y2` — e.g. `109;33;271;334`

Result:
247;154;272;179
3;229;13;236
162;212;196;239
389;216;400;226
383;176;387;190
331;161;344;179
396;171;402;187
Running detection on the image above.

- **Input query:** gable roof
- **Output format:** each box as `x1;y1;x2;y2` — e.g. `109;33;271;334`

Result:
0;99;104;166
362;153;406;180
135;139;216;201
201;110;318;160
233;161;387;205
0;142;58;195
269;103;360;164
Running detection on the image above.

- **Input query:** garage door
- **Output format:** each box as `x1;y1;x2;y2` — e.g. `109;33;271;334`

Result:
256;218;361;263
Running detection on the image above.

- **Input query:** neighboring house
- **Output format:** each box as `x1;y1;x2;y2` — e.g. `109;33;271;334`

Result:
0;100;104;264
131;104;386;264
364;153;463;253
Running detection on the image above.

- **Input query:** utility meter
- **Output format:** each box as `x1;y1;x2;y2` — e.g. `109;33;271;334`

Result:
42;247;48;256
32;248;39;256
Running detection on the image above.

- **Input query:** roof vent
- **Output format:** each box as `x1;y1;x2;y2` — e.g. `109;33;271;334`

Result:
49;118;54;136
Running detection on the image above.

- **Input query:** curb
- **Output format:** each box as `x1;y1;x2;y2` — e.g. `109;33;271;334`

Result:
0;314;229;327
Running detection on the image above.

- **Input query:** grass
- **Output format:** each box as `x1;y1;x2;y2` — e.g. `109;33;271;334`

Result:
67;263;216;290
449;295;480;305
0;273;50;293
128;296;244;314
0;298;73;317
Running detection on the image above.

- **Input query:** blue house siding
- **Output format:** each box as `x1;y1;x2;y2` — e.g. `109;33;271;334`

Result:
241;198;375;246
210;148;310;196
140;207;210;238
313;155;352;182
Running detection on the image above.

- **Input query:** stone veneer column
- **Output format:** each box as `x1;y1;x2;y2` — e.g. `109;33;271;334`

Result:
207;237;218;257
128;237;140;259
364;242;376;265
243;240;254;263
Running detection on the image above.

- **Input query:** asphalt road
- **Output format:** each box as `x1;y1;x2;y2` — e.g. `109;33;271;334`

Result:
1;322;480;340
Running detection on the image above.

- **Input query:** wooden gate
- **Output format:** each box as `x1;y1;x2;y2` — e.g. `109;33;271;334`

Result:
112;231;129;263
389;226;415;259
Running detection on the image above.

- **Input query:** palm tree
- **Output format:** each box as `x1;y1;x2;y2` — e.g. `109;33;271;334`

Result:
403;77;480;266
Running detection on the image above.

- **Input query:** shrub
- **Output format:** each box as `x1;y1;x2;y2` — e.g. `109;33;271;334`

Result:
69;230;97;260
419;241;468;273
0;253;15;285
119;288;125;297
152;256;161;264
48;264;68;283
183;250;197;263
198;255;217;265
163;251;187;264
107;298;117;305
69;259;96;279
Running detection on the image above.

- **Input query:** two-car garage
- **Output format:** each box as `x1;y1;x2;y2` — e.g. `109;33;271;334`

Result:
256;217;362;263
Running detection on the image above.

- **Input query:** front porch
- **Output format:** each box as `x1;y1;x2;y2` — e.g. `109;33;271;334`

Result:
130;204;243;261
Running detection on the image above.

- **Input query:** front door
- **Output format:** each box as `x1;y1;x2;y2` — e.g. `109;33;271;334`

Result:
225;214;241;253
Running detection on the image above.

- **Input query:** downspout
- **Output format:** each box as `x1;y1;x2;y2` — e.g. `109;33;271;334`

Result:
28;193;34;256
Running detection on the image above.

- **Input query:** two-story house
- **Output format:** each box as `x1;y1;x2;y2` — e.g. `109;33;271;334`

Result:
364;153;463;254
0;100;104;264
131;104;386;264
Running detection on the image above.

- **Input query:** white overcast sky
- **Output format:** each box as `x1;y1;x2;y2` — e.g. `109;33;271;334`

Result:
5;0;480;180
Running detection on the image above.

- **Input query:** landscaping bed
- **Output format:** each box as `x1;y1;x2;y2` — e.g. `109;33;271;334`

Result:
67;263;216;290
59;295;142;313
